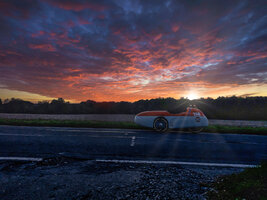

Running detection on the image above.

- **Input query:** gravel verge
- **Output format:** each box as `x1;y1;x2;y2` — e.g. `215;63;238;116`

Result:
0;157;243;200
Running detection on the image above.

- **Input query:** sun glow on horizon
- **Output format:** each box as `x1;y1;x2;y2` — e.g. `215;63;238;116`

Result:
187;92;198;100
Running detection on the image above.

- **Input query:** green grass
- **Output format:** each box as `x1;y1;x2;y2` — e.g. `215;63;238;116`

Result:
207;162;267;200
0;118;145;129
0;118;266;135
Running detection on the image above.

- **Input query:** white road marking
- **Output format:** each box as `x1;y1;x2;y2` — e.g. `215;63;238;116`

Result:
130;136;136;147
96;159;257;168
0;133;144;139
0;157;43;162
0;156;257;168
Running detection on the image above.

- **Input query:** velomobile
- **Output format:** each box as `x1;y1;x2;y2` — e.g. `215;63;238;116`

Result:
134;106;208;132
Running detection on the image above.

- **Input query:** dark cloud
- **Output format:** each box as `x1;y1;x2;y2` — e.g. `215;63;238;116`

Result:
238;93;258;97
0;0;266;101
48;0;110;12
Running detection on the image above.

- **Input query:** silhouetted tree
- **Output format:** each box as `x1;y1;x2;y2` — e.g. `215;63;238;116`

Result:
4;99;9;104
0;99;2;113
36;101;50;114
0;96;266;120
2;98;33;113
50;98;69;113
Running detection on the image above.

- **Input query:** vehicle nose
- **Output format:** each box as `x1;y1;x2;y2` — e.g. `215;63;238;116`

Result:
134;115;144;126
203;116;209;126
134;115;139;124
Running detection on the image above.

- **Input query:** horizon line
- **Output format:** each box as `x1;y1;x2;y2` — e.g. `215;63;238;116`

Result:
1;95;267;104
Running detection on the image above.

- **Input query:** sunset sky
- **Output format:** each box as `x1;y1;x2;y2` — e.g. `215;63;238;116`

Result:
0;0;266;102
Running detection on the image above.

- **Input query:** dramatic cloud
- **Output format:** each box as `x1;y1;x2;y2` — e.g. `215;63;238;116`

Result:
0;0;266;102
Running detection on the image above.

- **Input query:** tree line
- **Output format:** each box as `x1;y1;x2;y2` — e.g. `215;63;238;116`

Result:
0;96;266;120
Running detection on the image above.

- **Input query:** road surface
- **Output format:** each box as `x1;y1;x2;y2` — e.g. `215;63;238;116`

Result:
0;125;266;165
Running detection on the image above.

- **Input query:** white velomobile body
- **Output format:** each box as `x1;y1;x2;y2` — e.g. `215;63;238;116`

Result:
134;107;208;132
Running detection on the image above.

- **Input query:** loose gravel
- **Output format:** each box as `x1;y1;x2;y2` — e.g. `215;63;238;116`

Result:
0;157;243;200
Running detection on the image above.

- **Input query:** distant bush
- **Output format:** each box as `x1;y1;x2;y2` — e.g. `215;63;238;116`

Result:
0;96;266;120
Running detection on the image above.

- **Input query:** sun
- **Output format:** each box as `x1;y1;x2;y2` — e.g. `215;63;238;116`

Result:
187;93;198;100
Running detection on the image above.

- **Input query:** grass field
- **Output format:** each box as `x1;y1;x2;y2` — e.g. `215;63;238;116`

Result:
207;162;267;200
0;118;266;135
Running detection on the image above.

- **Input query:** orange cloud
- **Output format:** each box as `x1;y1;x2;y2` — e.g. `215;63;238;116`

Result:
29;44;56;52
50;1;107;11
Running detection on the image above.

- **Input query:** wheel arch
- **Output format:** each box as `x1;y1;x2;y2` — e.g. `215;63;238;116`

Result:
153;116;169;132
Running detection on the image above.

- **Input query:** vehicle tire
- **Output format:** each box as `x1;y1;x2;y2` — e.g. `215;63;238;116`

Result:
189;127;203;133
153;117;168;132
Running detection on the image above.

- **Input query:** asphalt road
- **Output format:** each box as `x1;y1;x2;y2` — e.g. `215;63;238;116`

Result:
0;125;266;165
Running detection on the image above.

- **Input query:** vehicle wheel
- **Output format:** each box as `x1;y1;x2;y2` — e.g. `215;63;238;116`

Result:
153;117;168;132
189;127;203;133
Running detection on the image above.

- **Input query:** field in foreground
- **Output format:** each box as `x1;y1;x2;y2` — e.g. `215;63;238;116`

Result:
207;162;267;200
0;118;266;135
